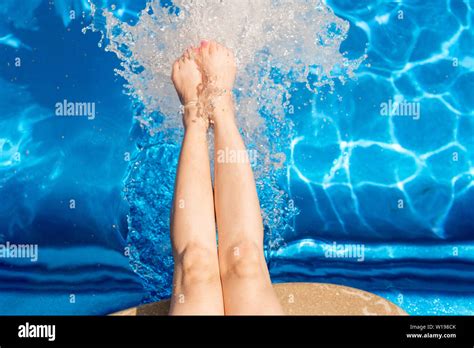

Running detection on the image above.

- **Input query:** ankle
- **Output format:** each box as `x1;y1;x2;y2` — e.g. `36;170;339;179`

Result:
212;91;233;105
209;92;236;126
183;107;209;132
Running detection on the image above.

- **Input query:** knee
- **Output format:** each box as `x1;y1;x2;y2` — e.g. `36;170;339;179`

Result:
175;244;220;284
220;241;265;279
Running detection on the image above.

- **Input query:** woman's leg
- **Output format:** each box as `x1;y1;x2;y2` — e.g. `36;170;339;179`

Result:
201;41;284;314
169;49;224;315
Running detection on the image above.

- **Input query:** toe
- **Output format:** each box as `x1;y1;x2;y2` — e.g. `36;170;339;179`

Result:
186;47;195;60
209;40;218;54
200;39;210;54
173;60;180;71
184;48;191;60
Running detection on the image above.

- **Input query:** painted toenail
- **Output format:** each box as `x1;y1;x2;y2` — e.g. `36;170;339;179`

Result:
201;40;209;47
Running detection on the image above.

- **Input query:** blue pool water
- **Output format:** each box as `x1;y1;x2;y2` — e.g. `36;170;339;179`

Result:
0;0;473;315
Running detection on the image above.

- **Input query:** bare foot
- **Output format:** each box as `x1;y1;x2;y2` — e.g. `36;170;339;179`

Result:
172;48;202;104
199;40;237;124
171;48;208;129
200;40;236;91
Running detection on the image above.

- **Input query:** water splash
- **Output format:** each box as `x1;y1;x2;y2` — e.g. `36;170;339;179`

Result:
89;0;364;127
87;0;365;301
